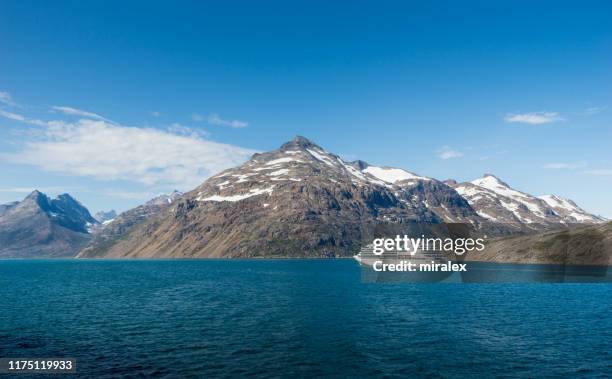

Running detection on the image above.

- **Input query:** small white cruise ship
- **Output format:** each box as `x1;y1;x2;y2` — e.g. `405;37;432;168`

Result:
354;243;449;267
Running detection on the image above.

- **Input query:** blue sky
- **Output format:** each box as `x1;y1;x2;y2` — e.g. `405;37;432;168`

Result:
0;1;611;216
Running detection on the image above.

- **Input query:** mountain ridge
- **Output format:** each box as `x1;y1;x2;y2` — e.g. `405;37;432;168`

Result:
1;137;604;259
77;136;603;259
453;173;604;225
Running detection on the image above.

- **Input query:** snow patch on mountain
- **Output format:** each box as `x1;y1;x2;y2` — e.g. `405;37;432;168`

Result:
269;169;290;176
266;157;302;166
341;163;367;181
539;195;575;210
363;166;430;183
198;186;275;202
471;175;529;201
307;148;336;167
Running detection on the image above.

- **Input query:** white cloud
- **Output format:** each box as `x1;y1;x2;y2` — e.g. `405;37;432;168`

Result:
2;119;257;189
192;113;248;128
504;112;564;125
51;106;112;122
0;91;19;107
543;163;580;169
168;123;210;138
584;169;612;176
437;146;463;160
150;111;161;117
208;113;248;128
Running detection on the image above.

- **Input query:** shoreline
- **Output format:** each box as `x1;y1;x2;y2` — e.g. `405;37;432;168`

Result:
0;256;610;268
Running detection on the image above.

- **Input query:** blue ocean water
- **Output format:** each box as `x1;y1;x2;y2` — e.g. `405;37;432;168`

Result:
0;260;610;378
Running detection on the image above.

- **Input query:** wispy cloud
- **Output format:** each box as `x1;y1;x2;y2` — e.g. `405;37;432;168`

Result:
2;119;257;189
51;106;113;123
208;113;248;128
192;113;248;128
437;146;463;160
150;111;161;117
543;162;583;170
0;91;19;107
0;109;47;126
504;111;564;125
0;109;26;122
168;123;210;138
584;169;612;176
581;106;606;116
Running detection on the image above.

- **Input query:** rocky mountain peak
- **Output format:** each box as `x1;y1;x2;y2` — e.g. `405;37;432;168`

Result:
24;189;47;204
280;135;319;151
55;193;85;208
0;191;97;258
21;191;97;232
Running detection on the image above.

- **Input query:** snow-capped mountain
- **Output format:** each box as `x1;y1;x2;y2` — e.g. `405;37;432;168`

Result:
0;191;98;258
193;136;484;230
348;161;478;223
79;136;481;258
538;195;606;223
76;137;604;258
193;139;479;225
452;174;603;225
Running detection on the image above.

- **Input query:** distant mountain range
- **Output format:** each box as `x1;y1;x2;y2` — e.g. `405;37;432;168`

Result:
0;136;607;259
451;175;605;225
94;210;117;224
